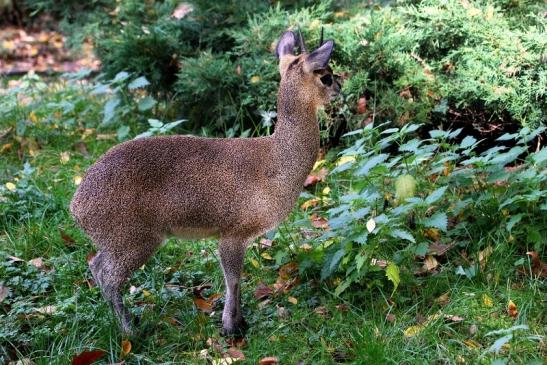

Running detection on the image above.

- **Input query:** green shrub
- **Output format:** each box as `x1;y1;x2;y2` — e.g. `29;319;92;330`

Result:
294;122;546;295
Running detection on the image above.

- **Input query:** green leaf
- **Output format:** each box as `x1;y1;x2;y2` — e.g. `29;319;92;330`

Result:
531;147;547;165
128;76;150;90
355;154;389;176
506;213;524;232
395;174;416;200
103;97;120;125
487;334;512;354
386;262;400;293
389;229;415;243
425;186;448;205
138;96;157;111
117;125;130;141
148;119;163;128
414;242;429;257
112;71;130;83
421;212;448;231
459;135;476;149
321;248;346;280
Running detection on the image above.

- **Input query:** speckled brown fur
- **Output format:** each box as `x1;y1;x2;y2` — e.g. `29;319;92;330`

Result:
70;31;340;335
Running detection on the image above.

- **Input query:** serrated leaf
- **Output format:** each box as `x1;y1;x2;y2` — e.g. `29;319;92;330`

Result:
389;229;415;243
128;76;150;90
113;71;130;83
506;213;524;232
421;212;448;231
321;248;345;280
386;262;400;292
138;96;157;111
148;119;163;128
459;135;477;149
355;154;389;176
425;186;448;205
531;147;547;165
117;125;130;141
395;174;416;200
103;97;120;125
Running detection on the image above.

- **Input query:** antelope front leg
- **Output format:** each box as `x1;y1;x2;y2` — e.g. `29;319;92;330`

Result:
218;237;248;336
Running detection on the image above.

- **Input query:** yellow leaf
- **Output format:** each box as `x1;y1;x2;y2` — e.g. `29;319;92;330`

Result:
251;258;260;269
250;76;260;83
395;174;416;201
1;143;13;154
467;7;481;16
60;152;70;164
403;324;425;337
336;155;355;166
300;243;312;251
120;339;132;358
29;111;39;124
482;294;493;307
142;289;152;297
463;339;481;349
73;175;82;185
288;296;298;305
322;186;331;195
261;252;273;260
5;182;16;192
313;159;326;170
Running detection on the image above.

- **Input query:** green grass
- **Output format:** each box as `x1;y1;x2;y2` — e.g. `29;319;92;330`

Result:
1;77;545;365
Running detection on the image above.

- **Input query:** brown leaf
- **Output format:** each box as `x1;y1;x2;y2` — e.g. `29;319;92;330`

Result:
254;282;273;300
71;350;106;365
258;357;279;365
478;246;493;269
526;251;547;277
370;258;388;268
310;214;329;230
300;198;320;210
434;292;450;306
0;285;7;302
226;348;245;360
428;242;454;256
276;305;290;319
357;97;367;114
86;252;96;264
225;337;246;348
508;300;518;318
314;306;328;316
194;298;213;313
304;167;328;187
278;262;298;280
444;314;464;323
424;228;441;241
386;313;396;322
73;141;90;158
59;228;76;247
120;340;131;359
423;255;439;271
206;337;223;353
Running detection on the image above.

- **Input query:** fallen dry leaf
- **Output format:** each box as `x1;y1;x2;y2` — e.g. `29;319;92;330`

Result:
225;348;245;360
304;167;328;187
463;339;481;349
254;282;273;300
386;313;396;322
258;357;279;365
434;292;450;306
428;242;454;256
86;251;96;264
300;198;320;210
279;262;298;280
366;218;376;233
314;306;328;316
194;298;213;313
508;300;518;318
212;358;238;365
403;324;425;337
336;304;349;312
260;238;273;249
423;255;439;271
120;339;131;359
424;228;441;241
0;285;8;302
526;251;547;277
276;305;290;319
478;246;493;269
288;296;298;305
310;214;329;229
357;97;367;114
370;258;388;268
71;350;106;365
59;228;76;247
482;294;494;307
444;314;464;323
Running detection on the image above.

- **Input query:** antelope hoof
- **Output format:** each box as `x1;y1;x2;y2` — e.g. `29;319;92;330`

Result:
221;317;248;337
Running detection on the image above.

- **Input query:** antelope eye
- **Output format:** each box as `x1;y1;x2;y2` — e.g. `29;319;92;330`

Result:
320;74;333;86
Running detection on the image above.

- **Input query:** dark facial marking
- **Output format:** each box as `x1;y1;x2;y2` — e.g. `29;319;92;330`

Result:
320;74;333;86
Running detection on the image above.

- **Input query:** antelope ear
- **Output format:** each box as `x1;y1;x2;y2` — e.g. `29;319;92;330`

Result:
276;31;297;58
304;39;334;72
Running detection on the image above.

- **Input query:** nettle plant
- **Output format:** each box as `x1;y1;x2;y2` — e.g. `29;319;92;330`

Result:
310;123;546;295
